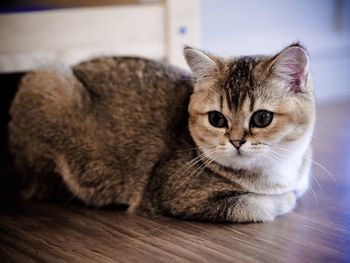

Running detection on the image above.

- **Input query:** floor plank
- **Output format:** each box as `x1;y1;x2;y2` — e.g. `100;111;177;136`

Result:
1;101;349;263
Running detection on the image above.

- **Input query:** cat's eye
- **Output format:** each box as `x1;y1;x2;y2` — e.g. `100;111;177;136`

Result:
208;111;228;128
250;110;273;128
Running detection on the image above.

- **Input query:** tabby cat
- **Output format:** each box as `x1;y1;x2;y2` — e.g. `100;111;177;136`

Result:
9;43;315;222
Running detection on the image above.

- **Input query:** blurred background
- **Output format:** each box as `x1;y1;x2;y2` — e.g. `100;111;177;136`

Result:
202;0;350;104
0;0;349;103
0;0;349;185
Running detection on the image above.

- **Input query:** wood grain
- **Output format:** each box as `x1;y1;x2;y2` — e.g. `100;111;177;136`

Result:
0;101;349;263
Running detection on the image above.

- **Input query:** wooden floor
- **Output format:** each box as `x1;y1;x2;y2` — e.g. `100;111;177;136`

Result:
1;101;350;263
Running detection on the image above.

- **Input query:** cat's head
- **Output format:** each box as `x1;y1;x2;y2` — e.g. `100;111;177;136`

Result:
184;43;315;170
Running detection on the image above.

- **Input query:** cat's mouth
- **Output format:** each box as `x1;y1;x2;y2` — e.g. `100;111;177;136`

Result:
232;148;249;157
235;149;242;156
231;149;257;161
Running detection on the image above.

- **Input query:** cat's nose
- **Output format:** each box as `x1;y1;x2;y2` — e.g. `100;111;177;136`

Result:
230;139;247;150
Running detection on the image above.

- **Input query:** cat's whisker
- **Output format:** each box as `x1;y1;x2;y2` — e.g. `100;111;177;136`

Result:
311;135;324;142
310;172;324;195
263;151;282;167
267;144;337;186
264;155;279;168
308;183;319;209
189;156;215;180
271;148;324;194
205;152;226;172
170;151;227;201
165;153;216;201
175;145;216;153
174;148;216;176
176;149;214;170
258;148;325;198
258;153;274;168
164;153;212;195
309;160;337;186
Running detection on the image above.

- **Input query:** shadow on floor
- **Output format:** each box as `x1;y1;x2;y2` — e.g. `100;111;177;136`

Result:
0;73;24;209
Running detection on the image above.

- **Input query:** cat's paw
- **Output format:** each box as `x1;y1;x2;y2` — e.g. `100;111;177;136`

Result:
273;191;297;216
233;191;296;222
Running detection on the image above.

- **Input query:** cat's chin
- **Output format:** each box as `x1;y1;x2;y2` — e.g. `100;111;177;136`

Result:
205;150;261;170
224;156;260;170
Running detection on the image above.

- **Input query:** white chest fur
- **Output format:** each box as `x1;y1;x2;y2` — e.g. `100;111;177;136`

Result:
236;130;313;195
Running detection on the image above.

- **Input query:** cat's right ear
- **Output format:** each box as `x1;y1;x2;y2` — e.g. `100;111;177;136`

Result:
268;44;310;93
184;46;219;85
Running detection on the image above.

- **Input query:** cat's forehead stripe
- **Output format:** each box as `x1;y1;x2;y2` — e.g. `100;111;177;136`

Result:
219;94;223;111
225;57;257;111
226;88;232;111
249;94;255;112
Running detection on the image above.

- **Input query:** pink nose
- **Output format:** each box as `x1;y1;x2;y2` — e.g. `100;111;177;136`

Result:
230;139;247;150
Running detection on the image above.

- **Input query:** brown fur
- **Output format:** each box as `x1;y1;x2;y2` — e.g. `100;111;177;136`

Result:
9;44;315;222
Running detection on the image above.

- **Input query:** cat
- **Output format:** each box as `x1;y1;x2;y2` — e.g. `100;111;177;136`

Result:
9;43;315;222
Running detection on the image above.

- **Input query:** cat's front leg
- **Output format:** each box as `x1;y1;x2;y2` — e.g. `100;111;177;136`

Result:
226;191;296;222
162;191;296;223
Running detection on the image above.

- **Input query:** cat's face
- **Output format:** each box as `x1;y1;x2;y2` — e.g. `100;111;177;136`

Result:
185;45;315;170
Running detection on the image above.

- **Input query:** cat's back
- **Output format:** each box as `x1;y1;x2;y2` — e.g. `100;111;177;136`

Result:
73;56;192;107
10;56;194;159
72;57;194;146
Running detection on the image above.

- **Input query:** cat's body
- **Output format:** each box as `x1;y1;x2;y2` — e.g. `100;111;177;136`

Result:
9;44;315;222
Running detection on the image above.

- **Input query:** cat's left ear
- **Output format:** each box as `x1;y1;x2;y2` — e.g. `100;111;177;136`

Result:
270;44;309;92
183;46;219;85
